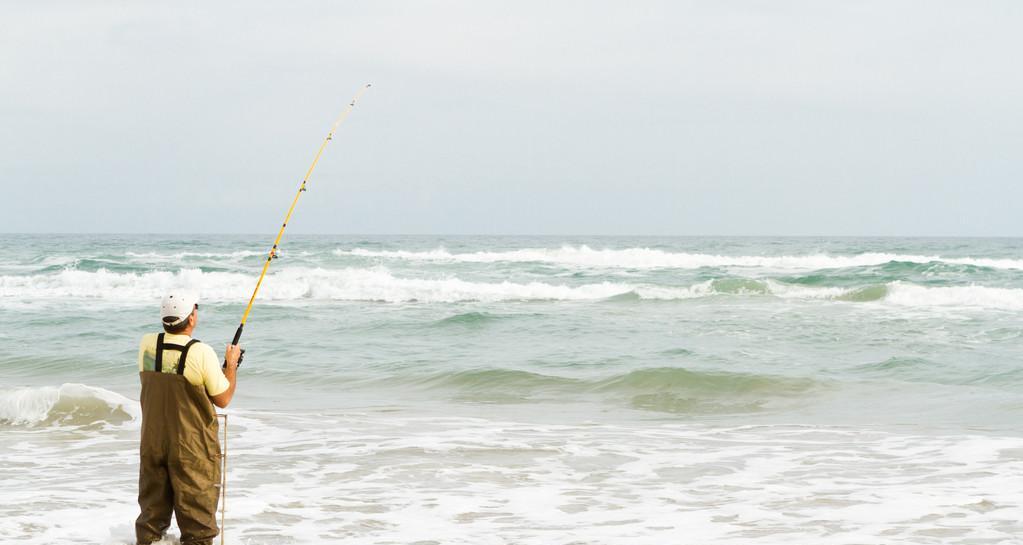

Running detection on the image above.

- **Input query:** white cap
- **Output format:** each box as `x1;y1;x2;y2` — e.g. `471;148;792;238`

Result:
161;290;199;327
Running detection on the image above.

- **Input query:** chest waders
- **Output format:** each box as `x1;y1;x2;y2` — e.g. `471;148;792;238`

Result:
136;334;221;545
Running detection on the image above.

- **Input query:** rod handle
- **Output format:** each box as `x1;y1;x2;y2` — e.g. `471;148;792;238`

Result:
224;324;245;369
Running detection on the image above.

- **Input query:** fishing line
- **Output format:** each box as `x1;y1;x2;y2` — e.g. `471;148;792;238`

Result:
227;83;371;360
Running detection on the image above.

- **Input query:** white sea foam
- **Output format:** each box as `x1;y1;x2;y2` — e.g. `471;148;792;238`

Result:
124;250;268;261
4;413;1021;544
765;281;1023;310
336;245;1023;271
0;386;59;424
296;269;630;303
0;268;250;301
0;267;632;303
3;267;1023;309
0;266;730;304
631;281;717;300
764;279;856;300
886;282;1023;311
0;383;138;426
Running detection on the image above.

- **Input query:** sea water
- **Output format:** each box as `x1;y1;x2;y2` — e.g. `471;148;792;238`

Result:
1;235;1021;544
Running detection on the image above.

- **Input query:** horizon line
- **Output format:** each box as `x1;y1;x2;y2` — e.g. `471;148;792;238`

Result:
1;232;1021;239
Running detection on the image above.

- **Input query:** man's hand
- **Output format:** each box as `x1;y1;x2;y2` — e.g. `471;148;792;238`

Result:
224;344;242;371
211;344;241;408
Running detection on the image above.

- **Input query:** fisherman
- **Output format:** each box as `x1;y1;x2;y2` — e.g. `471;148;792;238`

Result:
136;290;241;545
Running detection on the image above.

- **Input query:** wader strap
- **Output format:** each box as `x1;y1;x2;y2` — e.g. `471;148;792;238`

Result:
154;333;201;374
155;333;166;373
176;339;200;375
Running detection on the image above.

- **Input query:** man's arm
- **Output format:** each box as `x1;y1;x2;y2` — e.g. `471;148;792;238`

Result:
210;344;241;408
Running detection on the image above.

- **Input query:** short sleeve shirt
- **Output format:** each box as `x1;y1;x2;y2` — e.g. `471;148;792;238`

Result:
138;333;230;396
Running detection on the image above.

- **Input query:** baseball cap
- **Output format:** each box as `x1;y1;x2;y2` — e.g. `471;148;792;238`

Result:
161;290;199;327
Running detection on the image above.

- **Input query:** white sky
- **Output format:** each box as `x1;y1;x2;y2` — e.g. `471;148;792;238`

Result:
1;1;1021;235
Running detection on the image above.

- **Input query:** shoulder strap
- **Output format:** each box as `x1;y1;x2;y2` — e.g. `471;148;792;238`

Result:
154;333;166;373
176;339;201;375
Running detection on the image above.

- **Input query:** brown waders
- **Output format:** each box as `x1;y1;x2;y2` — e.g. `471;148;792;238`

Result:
136;334;221;545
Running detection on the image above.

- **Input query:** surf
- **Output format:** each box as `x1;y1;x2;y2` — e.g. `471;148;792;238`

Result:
5;267;1023;309
334;245;1023;271
0;384;138;428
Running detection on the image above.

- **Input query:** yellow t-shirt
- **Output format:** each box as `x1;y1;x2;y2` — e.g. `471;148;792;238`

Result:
137;333;230;396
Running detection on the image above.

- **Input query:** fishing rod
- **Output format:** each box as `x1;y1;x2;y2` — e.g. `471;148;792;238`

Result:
226;83;371;366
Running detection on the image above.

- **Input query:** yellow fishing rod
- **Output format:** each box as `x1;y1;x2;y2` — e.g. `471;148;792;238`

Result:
227;83;371;361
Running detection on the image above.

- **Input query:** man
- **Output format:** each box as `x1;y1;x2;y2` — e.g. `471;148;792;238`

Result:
136;290;242;545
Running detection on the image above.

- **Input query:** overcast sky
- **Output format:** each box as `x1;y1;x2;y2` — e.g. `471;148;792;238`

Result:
1;1;1021;235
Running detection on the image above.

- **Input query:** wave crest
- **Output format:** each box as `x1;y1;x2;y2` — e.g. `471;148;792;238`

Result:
885;282;1023;311
0;384;138;428
335;245;1023;271
0;267;633;303
2;268;1022;309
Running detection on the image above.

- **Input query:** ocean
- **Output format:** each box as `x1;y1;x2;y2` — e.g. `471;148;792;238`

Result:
1;234;1021;544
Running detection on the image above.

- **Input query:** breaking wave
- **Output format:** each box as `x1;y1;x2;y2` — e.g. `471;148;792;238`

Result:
335;246;1023;271
0;384;138;428
2;268;1022;309
124;250;269;261
0;267;636;303
884;282;1023;311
